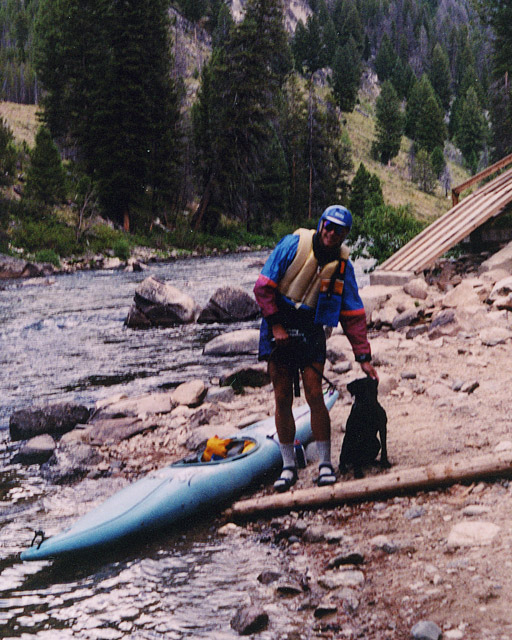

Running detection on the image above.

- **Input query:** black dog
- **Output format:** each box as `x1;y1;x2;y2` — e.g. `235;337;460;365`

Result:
339;377;391;478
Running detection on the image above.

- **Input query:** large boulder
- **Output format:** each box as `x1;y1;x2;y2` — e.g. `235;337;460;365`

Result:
41;443;102;484
197;286;260;323
0;253;55;279
9;403;92;441
130;276;199;326
12;434;56;465
203;329;260;356
478;241;512;274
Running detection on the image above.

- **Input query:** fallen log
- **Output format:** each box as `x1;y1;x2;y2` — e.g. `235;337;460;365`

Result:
226;451;512;519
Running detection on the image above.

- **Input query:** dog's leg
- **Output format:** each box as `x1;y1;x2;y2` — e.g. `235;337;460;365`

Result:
378;409;391;468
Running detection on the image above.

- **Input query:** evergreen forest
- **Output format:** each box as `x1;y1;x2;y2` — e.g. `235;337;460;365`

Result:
0;0;511;265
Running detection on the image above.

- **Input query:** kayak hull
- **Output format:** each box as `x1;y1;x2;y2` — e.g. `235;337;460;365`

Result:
21;390;338;561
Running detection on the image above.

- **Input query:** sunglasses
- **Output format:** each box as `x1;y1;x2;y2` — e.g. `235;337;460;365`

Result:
324;221;345;235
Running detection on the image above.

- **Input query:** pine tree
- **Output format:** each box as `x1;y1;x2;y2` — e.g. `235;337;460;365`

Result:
406;75;446;152
375;34;397;83
429;43;451;111
34;0;182;230
416;93;446;153
412;148;437;193
24;126;66;206
456;86;488;173
372;80;403;164
193;0;292;230
430;146;446;179
331;38;362;113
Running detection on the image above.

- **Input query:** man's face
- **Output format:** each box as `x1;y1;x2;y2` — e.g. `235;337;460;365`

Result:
319;220;349;249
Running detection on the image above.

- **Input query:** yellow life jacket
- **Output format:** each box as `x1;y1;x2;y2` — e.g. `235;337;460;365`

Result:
277;229;350;309
202;436;256;462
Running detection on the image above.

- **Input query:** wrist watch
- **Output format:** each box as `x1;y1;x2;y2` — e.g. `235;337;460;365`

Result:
355;353;372;363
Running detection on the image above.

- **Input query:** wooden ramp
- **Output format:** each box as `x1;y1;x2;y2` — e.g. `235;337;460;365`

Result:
371;154;512;285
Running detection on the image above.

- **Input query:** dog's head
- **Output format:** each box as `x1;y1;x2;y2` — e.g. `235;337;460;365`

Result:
347;377;379;404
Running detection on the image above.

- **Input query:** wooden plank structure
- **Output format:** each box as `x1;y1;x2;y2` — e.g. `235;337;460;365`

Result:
370;154;512;285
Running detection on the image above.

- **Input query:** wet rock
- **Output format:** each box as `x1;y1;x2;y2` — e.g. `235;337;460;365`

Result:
172;380;207;407
203;329;260;356
41;443;102;484
411;620;442;640
132;276;199;326
197;286;260;323
9;403;91;441
219;364;270;389
12;434;56;465
125;305;152;328
447;521;501;547
230;606;268;635
257;570;282;585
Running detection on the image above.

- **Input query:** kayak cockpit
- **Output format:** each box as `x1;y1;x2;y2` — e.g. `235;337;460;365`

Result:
174;436;260;466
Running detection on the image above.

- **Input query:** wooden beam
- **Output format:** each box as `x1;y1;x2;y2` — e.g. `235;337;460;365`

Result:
226;452;512;519
452;152;512;205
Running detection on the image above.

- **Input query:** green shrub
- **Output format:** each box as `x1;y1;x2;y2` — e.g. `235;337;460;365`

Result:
113;237;130;261
356;203;427;265
11;218;79;257
34;248;61;267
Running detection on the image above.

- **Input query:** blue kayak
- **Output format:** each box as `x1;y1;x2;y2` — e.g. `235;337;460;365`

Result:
20;389;338;561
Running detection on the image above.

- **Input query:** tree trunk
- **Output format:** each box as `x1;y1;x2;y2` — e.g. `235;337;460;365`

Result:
123;211;130;232
193;174;213;231
226;452;512;519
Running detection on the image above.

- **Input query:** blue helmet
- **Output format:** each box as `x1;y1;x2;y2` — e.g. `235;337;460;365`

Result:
317;205;353;232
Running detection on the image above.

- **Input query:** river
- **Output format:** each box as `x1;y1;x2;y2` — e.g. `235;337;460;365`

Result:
0;251;371;639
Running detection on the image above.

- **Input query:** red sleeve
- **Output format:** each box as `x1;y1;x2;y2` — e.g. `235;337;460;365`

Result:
339;309;371;358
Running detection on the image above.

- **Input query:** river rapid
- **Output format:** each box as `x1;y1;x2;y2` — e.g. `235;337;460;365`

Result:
0;252;371;639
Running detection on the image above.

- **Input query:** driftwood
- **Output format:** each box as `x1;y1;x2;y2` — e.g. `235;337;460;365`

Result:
226;451;512;519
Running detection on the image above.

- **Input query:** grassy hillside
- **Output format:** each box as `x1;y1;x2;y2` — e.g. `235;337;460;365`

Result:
0;97;470;228
0;101;39;147
345;96;470;224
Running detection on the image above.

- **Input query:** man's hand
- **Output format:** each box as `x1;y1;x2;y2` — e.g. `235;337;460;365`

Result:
272;324;290;345
360;360;378;380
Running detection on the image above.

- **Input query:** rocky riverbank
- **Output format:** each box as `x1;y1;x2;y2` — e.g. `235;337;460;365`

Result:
7;242;512;639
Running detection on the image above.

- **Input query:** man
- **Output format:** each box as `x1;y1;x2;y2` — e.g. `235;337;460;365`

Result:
253;205;378;492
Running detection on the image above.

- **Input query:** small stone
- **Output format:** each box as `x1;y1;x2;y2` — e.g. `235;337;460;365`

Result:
405;506;426;520
447;521;501;547
411;620;442;640
314;601;338;617
318;569;365;589
462;505;490;517
401;371;417;379
275;581;303;596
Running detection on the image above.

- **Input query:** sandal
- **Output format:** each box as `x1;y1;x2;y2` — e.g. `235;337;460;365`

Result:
316;463;336;487
274;466;298;493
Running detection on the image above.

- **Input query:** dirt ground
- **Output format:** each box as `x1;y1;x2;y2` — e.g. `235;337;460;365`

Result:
233;326;512;640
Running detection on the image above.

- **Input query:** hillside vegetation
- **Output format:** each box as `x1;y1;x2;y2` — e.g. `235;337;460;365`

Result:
2;0;510;266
